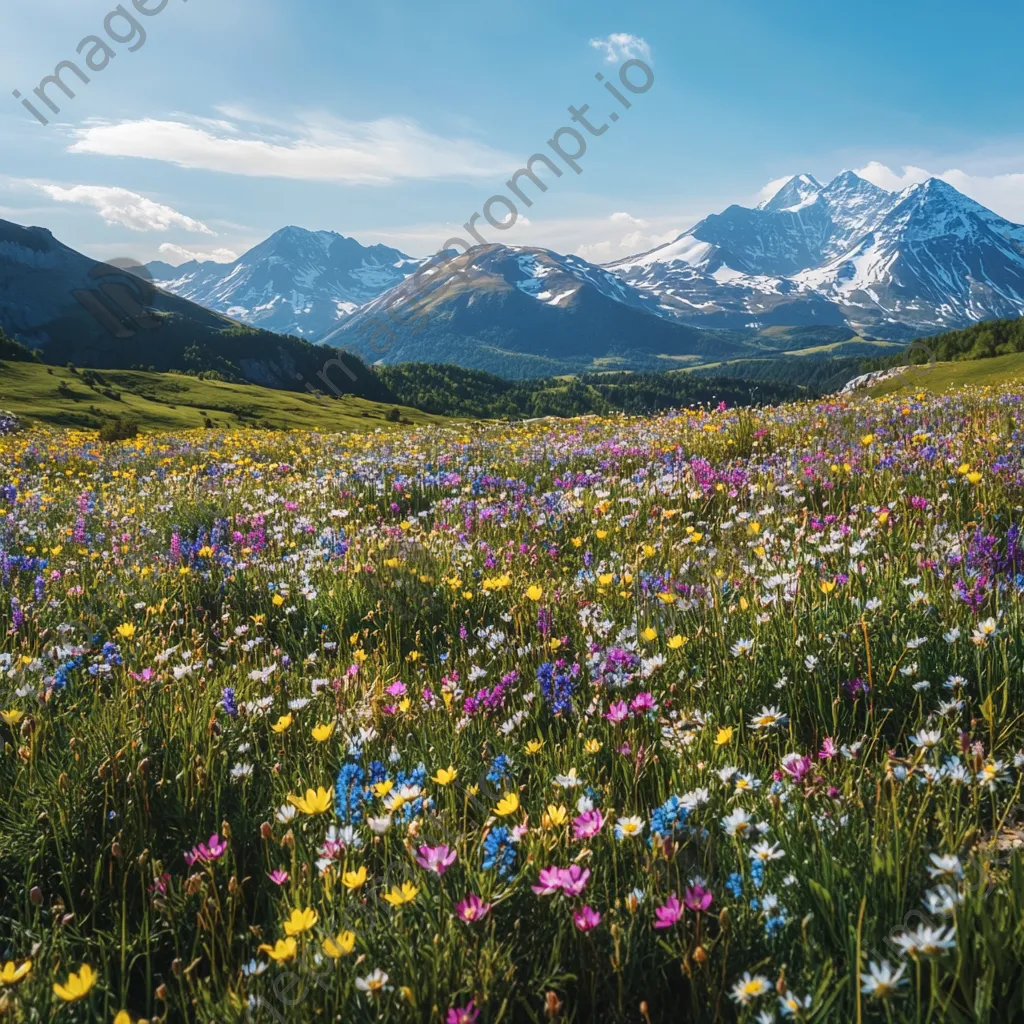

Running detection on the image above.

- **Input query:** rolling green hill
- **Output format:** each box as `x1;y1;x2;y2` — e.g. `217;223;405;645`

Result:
867;350;1024;396
0;361;448;433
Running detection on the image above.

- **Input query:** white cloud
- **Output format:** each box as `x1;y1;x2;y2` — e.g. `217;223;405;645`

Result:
355;208;691;265
35;184;214;233
576;225;680;263
158;242;238;264
575;239;617;262
854;161;931;192
589;33;651;64
68;113;518;185
609;211;649;227
939;168;1024;222
856;161;1024;222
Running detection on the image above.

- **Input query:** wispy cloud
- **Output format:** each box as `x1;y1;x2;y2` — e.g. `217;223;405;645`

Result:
158;242;238;264
589;33;651;64
35;184;214;233
67;112;518;185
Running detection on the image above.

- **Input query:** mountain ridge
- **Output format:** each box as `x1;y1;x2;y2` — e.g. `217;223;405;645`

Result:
147;226;424;339
0;217;387;399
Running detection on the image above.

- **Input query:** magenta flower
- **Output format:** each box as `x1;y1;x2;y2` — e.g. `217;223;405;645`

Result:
781;753;813;782
447;1001;480;1024
573;905;601;931
532;865;564;895
267;869;289;886
148;872;170;896
454;893;492;922
629;691;657;714
557;865;591;896
415;844;458;876
683;885;713;912
184;833;227;866
573;809;605;840
818;737;838;760
653;893;684;929
604;700;629;723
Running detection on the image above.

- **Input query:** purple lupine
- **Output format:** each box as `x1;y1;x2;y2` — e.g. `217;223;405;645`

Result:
220;687;238;718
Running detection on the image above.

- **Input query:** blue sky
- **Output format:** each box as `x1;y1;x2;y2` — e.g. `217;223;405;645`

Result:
5;0;1024;266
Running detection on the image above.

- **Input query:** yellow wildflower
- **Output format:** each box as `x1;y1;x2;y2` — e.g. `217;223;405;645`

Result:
494;792;520;816
287;787;332;815
311;722;335;742
322;931;356;958
53;964;97;1001
283;907;318;936
342;866;367;890
382;881;419;906
0;960;31;986
258;938;297;963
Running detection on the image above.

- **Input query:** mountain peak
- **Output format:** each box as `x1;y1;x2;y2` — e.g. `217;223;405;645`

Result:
823;170;885;194
760;174;823;213
148;225;422;339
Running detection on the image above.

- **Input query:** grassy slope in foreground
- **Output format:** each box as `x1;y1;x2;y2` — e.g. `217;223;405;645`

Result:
867;350;1024;396
0;361;449;433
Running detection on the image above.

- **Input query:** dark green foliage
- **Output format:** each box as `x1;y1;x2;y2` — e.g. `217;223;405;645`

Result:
97;416;139;442
377;363;807;418
692;357;863;393
866;317;1024;372
916;318;1024;362
0;327;40;362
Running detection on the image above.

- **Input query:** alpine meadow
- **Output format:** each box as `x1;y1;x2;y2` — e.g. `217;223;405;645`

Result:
4;2;1024;1022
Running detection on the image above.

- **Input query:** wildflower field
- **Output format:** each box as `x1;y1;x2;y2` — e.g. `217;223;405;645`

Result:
1;385;1023;1024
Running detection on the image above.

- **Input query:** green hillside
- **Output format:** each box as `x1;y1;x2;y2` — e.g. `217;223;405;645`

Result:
0;361;448;433
868;350;1024;395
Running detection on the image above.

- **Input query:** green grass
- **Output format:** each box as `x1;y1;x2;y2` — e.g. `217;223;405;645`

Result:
0;361;451;433
868;350;1024;396
781;338;903;357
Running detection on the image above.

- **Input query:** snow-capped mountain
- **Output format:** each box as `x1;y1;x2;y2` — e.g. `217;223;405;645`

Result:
796;178;1024;334
138;173;1024;374
146;227;423;339
607;171;1024;338
322;243;743;376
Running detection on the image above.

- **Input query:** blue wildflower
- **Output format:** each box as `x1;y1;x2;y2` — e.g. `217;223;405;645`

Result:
220;687;238;718
649;795;689;844
335;762;367;824
481;826;516;877
487;754;513;785
750;858;765;890
537;661;575;716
